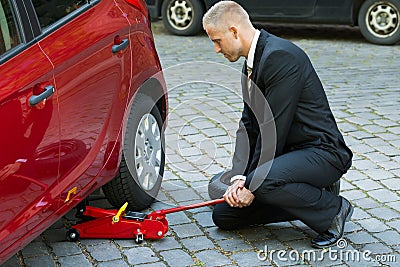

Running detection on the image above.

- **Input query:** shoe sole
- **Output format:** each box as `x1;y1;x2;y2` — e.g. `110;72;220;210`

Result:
345;204;354;222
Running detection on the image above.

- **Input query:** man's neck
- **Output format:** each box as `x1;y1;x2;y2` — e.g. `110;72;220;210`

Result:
244;28;257;59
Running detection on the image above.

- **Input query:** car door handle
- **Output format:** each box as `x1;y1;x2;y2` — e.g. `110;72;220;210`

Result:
112;38;129;53
29;85;55;106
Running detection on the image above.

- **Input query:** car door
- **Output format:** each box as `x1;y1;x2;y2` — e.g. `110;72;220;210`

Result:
0;0;60;253
238;0;316;18
33;0;133;204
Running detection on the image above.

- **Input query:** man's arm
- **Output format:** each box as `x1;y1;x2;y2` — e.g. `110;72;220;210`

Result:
245;49;305;189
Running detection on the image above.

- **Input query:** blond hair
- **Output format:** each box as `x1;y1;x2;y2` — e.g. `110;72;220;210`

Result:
202;1;251;29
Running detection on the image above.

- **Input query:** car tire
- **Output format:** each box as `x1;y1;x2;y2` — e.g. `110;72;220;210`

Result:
161;0;205;36
103;93;165;210
358;0;400;44
208;171;341;200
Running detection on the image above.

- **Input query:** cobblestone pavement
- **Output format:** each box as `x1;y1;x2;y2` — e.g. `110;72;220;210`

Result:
4;22;400;267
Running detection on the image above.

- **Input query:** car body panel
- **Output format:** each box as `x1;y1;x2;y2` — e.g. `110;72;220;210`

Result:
38;0;133;204
0;42;61;258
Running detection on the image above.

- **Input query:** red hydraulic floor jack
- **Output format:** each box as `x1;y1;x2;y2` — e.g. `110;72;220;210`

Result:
67;198;225;244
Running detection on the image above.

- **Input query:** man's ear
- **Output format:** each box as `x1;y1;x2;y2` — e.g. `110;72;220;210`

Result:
229;26;239;39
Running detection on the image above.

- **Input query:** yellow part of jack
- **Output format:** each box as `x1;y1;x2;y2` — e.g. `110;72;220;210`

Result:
112;202;128;223
64;187;77;203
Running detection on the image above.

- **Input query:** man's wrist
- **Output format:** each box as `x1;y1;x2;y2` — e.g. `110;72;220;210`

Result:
230;175;246;184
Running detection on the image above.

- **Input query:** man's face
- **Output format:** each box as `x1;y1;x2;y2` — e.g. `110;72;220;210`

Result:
205;25;241;62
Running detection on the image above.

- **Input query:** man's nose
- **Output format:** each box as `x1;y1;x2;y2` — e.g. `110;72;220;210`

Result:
214;44;221;53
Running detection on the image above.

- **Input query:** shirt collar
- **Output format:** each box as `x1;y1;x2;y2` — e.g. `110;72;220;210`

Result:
246;30;260;69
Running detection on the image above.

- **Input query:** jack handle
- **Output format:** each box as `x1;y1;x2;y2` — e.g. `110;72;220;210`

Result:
150;198;225;218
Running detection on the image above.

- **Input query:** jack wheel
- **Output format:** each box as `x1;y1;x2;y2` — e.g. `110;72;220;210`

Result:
135;233;144;244
66;228;80;242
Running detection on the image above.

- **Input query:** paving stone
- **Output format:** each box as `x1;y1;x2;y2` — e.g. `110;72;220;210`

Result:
194;250;231;266
217;238;253;252
368;207;400;221
351;197;382;210
352;179;383;191
21;241;49;257
346;232;379;245
205;226;240;240
231;251;270;267
387;219;400;230
367;189;399;203
362;243;394;254
97;259;129;267
237;226;274;241
136;262;167;267
43;228;67;243
386;201;400;211
86;242;121;262
24;255;56;267
58;254;91;267
51;242;81;257
271;228;307;242
165;211;192;226
374;230;400;246
341;189;367;201
344;221;363;233
171;223;204;239
160;249;194;266
181;236;216;251
169;188;201;202
357;218;389;232
363;169;395;181
342;169;370;181
380;178;400;190
151;237;182;251
124;247;158;265
113;239;141;249
2;255;19;267
192;211;215;227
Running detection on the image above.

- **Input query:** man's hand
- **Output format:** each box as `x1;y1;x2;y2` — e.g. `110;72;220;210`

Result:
223;179;255;208
236;187;255;207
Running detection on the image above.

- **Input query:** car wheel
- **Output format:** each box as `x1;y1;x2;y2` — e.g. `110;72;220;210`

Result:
161;0;204;36
103;93;165;210
358;0;400;44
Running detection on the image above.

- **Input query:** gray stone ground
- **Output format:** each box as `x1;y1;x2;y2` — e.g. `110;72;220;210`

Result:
4;22;400;266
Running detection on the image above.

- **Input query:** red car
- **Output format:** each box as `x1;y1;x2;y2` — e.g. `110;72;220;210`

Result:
0;0;167;264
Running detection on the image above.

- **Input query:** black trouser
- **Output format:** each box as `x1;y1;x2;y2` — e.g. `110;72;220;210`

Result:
212;148;343;234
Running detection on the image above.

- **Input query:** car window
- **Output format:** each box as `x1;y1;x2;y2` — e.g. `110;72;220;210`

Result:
32;0;87;29
0;0;21;55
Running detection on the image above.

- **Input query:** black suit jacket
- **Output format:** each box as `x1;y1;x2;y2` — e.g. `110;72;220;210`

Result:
231;30;353;188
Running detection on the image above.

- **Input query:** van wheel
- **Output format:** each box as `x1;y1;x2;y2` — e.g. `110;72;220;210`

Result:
162;0;204;35
358;0;400;44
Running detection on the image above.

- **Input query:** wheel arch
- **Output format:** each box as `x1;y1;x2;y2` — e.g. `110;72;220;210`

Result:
352;0;366;26
135;76;168;123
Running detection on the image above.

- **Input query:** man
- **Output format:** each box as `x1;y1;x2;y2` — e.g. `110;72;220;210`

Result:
203;1;354;248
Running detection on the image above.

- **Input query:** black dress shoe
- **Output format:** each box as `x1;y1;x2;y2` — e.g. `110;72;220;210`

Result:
311;197;354;249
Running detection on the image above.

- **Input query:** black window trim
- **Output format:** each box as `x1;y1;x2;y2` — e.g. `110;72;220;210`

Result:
28;0;101;41
0;0;33;64
1;0;101;64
